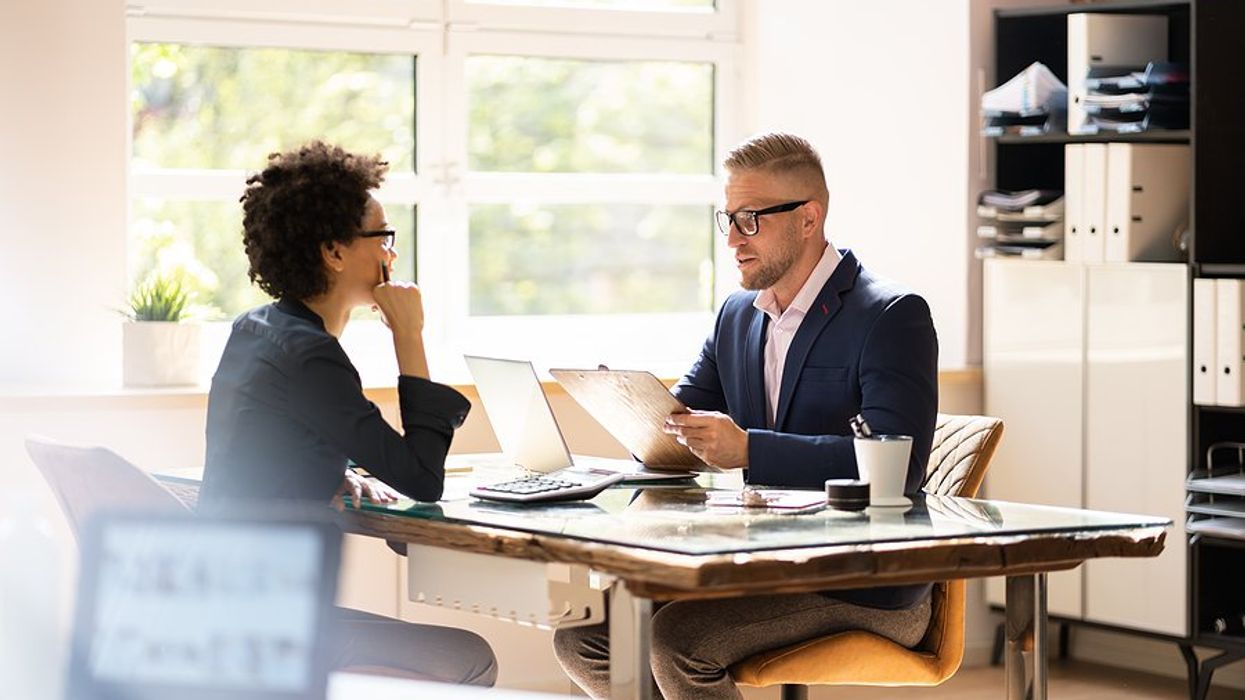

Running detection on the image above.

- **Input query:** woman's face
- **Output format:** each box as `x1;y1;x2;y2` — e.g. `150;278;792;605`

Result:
333;196;397;306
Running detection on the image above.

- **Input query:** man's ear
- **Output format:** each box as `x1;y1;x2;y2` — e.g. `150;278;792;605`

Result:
321;241;346;273
800;201;824;239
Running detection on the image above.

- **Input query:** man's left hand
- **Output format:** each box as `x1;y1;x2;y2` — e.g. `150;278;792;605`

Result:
663;410;748;469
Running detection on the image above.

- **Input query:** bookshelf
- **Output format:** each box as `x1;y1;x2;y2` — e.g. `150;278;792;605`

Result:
981;1;1245;697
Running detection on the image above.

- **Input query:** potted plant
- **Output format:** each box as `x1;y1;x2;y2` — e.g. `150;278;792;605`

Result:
121;274;201;387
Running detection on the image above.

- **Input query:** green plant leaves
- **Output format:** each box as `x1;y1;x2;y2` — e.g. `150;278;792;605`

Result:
128;274;191;322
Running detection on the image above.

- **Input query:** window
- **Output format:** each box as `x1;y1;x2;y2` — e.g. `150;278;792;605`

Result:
129;42;418;319
128;2;739;378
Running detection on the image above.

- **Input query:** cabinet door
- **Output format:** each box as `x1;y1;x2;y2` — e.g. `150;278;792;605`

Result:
1084;263;1187;635
983;260;1085;617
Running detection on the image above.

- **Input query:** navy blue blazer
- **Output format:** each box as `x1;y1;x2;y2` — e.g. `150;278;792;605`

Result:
673;249;938;608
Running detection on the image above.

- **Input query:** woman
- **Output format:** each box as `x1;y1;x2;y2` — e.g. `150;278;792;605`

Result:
200;141;497;685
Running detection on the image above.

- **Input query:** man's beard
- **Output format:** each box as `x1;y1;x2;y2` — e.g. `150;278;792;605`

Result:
741;225;800;291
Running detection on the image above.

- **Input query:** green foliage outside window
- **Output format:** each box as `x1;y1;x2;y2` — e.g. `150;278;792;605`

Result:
468;56;714;174
131;43;415;170
129;42;716;320
470;204;713;315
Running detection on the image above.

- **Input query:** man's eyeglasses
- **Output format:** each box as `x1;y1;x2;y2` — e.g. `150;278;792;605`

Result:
359;229;396;250
714;200;809;237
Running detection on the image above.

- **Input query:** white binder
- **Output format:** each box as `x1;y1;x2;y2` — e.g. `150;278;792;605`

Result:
1065;144;1085;262
1067;13;1168;135
1105;144;1191;262
1216;279;1245;407
1082;143;1108;263
1194;278;1217;406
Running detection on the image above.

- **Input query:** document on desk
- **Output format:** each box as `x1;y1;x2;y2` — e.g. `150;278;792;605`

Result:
704;489;827;513
550;368;710;471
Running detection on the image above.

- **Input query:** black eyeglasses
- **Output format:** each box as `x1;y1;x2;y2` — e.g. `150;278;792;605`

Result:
359;229;396;250
714;200;809;237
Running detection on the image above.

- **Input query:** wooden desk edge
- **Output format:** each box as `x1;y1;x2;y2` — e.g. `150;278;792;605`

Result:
345;509;1166;601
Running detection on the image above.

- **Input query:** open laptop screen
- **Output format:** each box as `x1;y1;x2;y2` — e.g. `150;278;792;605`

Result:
464;355;574;473
68;512;340;700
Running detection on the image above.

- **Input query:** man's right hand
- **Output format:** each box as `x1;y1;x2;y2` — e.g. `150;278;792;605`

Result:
372;280;425;336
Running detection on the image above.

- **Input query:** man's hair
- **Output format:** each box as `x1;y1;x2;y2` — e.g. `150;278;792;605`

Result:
240;141;388;301
723;132;827;198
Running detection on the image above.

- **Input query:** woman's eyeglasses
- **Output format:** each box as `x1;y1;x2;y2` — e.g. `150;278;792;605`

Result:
359;229;396;250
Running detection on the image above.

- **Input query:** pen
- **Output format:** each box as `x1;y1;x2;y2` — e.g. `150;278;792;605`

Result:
380;260;390;284
850;414;873;438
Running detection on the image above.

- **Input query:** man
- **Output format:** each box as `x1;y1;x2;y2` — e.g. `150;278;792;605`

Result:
553;132;938;699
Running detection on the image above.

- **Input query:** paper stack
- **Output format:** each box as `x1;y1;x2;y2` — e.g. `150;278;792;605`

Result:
1082;61;1190;133
975;189;1064;260
981;62;1067;137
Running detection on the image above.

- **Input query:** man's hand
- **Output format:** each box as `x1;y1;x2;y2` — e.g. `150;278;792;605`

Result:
331;470;401;512
663;410;748;469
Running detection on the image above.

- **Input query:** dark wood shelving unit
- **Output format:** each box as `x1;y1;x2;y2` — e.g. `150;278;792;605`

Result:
993;129;1191;144
986;2;1245;698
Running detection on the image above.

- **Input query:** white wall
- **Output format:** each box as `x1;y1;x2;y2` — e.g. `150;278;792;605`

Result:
745;0;973;368
0;0;128;390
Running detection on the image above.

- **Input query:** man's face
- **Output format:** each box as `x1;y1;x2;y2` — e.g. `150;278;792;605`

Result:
723;169;806;291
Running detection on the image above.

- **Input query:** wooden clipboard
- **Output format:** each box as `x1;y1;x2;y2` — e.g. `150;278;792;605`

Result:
549;368;709;471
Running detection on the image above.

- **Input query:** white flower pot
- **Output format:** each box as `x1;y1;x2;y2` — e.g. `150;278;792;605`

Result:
122;321;202;387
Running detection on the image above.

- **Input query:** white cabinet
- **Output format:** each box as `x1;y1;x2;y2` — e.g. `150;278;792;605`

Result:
1083;264;1187;635
983;260;1187;635
983;261;1086;618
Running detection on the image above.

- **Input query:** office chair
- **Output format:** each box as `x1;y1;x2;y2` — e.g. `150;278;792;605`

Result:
730;413;1005;700
24;436;191;543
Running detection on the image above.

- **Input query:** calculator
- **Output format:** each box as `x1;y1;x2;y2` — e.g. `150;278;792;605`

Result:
470;469;626;503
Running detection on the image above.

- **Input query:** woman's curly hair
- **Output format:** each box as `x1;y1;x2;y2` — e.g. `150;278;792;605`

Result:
240;141;388;300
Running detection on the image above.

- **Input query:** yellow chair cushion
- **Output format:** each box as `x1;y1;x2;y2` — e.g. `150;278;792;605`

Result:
732;579;965;688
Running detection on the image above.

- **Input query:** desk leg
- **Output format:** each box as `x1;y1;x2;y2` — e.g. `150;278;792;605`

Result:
1005;573;1048;700
1033;573;1048;700
608;581;653;700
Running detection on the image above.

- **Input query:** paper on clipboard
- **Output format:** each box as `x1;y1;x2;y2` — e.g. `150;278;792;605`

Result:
549;368;710;471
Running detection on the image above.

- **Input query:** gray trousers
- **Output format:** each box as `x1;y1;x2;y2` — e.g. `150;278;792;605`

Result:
331;607;498;686
553;592;931;700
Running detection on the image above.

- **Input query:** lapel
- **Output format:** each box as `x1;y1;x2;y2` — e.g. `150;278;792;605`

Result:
744;307;768;428
773;249;861;431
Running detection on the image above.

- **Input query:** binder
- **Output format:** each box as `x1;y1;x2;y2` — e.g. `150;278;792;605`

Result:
1082;143;1108;263
1216;279;1245;407
1194;278;1217;406
1105;144;1190;262
1065;144;1085;262
1067;13;1168;135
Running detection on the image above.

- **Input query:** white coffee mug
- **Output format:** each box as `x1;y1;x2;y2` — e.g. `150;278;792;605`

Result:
853;435;913;507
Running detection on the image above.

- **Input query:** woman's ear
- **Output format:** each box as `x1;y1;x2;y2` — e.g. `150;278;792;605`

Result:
321;241;346;273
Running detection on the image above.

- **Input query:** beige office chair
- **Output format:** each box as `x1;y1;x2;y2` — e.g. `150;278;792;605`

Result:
731;413;1005;700
24;436;191;542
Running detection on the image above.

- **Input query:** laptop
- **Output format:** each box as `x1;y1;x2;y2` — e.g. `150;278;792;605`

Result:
66;509;342;700
464;355;695;483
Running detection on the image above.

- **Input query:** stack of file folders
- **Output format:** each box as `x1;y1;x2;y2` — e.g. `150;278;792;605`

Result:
981;62;1067;136
975;189;1064;260
1081;61;1189;133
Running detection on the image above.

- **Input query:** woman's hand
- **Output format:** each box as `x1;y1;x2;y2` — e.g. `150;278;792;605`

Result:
373;278;431;378
372;280;425;336
331;470;401;512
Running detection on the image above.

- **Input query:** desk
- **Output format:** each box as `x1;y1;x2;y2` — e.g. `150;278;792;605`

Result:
164;473;1166;700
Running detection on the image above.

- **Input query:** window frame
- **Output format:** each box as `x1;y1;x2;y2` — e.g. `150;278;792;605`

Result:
126;1;742;382
441;28;738;371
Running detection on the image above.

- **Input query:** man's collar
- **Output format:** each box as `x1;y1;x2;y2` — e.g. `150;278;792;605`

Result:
754;243;842;319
